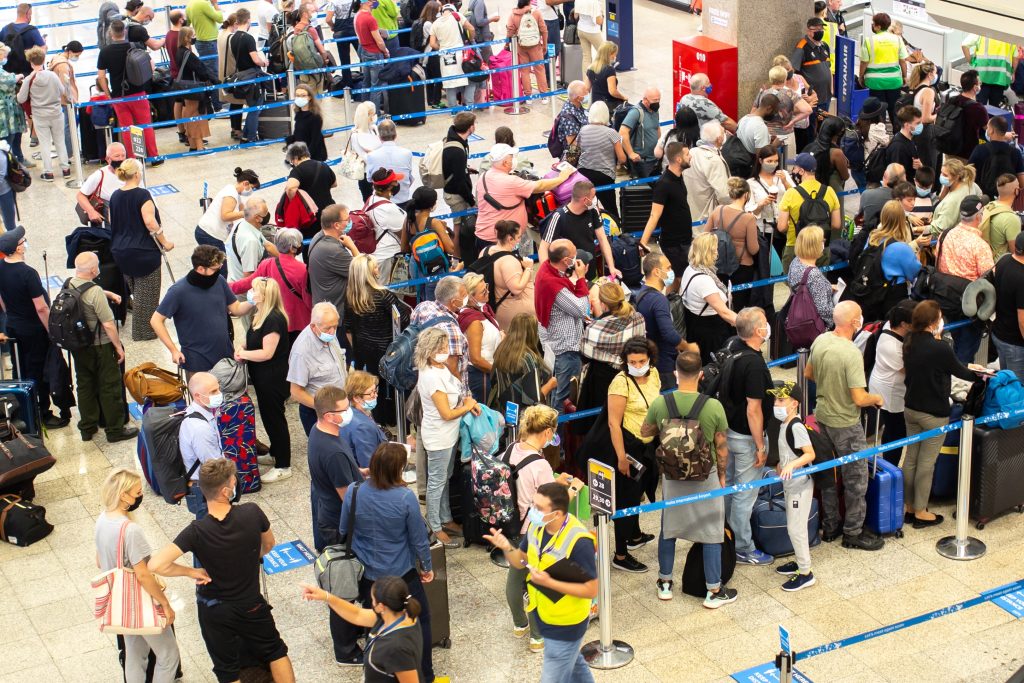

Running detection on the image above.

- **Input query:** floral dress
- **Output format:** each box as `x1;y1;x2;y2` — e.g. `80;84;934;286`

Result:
0;71;27;139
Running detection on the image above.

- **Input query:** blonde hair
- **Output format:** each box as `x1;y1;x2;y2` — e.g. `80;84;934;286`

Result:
794;225;825;260
294;83;322;117
727;176;750;200
462;272;485;298
689;232;718;270
251;277;288;330
180;25;196;48
353;101;376;133
345;369;378;401
0;42;9;59
942;158;976;188
25;45;45;66
414;327;449;370
869;200;912;246
346;254;387;316
907;62;937;90
598;281;632;318
100;468;142;515
591;41;618;74
115;158;142;182
768;66;788;85
521;404;558;436
771;54;793;71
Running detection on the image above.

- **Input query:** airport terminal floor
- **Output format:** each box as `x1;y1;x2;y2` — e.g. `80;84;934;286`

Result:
3;0;1024;681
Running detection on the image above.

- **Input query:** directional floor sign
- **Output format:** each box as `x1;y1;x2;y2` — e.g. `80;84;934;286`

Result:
262;540;315;575
991;586;1024;619
731;662;813;683
588;459;614;515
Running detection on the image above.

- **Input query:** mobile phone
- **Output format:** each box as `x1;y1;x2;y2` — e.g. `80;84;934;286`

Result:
625;454;646;481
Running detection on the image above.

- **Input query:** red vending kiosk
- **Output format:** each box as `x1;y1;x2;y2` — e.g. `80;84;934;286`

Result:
672;36;738;120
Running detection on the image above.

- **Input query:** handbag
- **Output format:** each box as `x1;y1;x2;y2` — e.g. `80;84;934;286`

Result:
171;51;207;101
75;169;106;224
91;520;169;635
0;426;56;491
123;362;187;405
339;134;366;181
210;357;249;403
0;494;52;546
461;48;488;83
314;482;365;601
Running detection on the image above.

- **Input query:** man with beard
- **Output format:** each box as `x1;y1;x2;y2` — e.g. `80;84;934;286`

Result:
639;141;694;293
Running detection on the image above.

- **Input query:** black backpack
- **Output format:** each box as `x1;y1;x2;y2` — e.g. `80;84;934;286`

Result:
932;97;966;156
0;24;34;76
843;238;894;322
862;326;901;383
610;232;643;287
468;248;520;311
863;140;890;185
793;184;832;233
48;279;100;352
721;135;755;178
697;337;747;414
976;143;1017;198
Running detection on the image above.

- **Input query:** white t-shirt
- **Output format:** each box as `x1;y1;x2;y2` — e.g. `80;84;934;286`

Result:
680;267;721;317
254;0;279;40
417;365;463;450
81;166;143;202
735;114;769;155
197;184;242;242
778;418;813;494
226;220;265;282
350;129;382;159
533;0;558;22
366;199;406;262
745;173;790;235
868;326;906;413
574;0;602;33
478;316;501;364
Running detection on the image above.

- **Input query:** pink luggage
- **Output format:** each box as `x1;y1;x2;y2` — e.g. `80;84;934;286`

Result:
489;49;513;102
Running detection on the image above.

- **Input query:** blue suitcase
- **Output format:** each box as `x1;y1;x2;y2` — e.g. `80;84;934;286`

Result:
930;404;962;500
865;456;905;537
0;381;41;437
751;469;821;557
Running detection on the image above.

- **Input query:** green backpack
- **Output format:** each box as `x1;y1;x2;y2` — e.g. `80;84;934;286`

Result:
288;29;324;71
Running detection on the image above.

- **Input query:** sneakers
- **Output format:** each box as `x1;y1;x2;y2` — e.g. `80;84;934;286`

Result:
626;532;656;551
257;454;276;466
782;572;816;592
736;549;774;565
29;136;38;147
656;579;673;601
842;531;884;551
261;467;292;483
335;652;363;667
41;172;54;182
512;624;529;639
528;638;544;653
62;167;71;178
703;586;738;609
19;158;35;168
775;561;799;576
611;553;648;573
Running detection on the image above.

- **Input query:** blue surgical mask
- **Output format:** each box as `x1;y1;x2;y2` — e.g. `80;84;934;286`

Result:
984;129;990;141
911;122;924;136
773;406;789;421
246;290;256;305
705;84;713;95
342;221;352;234
0;59;7;67
916;185;931;198
627;363;650;377
527;507;551;526
318;331;336;344
544;433;561;448
939;174;951;187
207;392;224;409
240;188;253;197
364;398;378;411
663;268;675;286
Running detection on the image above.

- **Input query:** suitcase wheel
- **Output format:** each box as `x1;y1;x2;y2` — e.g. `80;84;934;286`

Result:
976;521;986;530
439;637;451;649
893;529;904;539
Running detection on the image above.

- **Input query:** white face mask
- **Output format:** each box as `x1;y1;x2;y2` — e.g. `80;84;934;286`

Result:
207;392;224;409
935;318;944;335
434;352;450;364
294;96;310;108
759;323;772;342
627;363;650;377
461;295;469;308
773;406;789;421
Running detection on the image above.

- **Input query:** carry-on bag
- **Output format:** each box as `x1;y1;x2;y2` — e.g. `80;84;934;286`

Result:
681;526;736;598
423;539;452;648
865;456;905;537
750;469;821;557
136;398;187;496
0;424;55;493
314;482;364;601
618;183;653;233
91;519;168;634
970;423;1024;529
217;395;262;494
389;65;427;126
0;493;53;546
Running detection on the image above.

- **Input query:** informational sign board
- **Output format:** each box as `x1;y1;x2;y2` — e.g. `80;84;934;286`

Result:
504;401;519;426
149;184;179;197
588;458;614;516
731;662;813;683
129;126;146;159
780;625;792;655
992;587;1024;619
262;540;316;575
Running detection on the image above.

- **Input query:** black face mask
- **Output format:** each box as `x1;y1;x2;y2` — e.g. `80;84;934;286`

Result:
110;159;123;169
260;213;271;227
812;30;825;41
126;493;143;512
648;101;660;112
786;70;795;81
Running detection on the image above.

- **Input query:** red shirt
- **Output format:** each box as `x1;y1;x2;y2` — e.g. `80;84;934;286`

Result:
230;254;312;332
165;29;180;77
354;10;382;53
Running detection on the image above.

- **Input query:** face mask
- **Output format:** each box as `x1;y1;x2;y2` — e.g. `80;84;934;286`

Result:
364;398;378;411
142;19;151;25
260;213;271;227
434;352;450;364
773;406;789;422
812;30;825;41
911;122;924;136
663;268;675;286
294;97;309;108
229;485;241;503
916;185;931;198
0;59;6;67
762;161;778;173
240;188;253;197
317;330;336;344
786;70;795;81
759;323;772;341
648;101;660;112
984;129;991;142
246;290;257;306
544;432;561;448
207;392;224;409
70;56;80;62
110;159;123;169
342;220;352;234
704;84;713;95
527;507;552;526
461;295;469;308
627;363;650;377
126;493;143;512
939;174;951;187
337;407;353;427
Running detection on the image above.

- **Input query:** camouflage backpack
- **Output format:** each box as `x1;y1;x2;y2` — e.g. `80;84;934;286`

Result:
654;393;713;481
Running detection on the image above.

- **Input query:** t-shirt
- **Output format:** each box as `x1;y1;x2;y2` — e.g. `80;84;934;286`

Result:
308;232;352;312
126;22;151;45
586;64;617;106
678;93;727;130
155;277;235;373
186;0;224;42
679;267;721;317
365;619;423;683
968;140;1024;180
735;114;770;155
308;425;362;533
577;124;621;178
778;419;812;494
980;205;1022;261
858;185;892;230
868;327;906;412
634;285;682;375
517;529;597;641
197;184;241;243
289;160;337;223
173;503;270;603
417;365;463;450
993;256;1024;347
245;309;290;383
885;132;920;183
226;220;265;281
355;10;383;53
778;179;839;247
808;332;866;428
228;30;259;72
255;1;279;41
652;168;692;247
81;165;137;203
508;443;555;534
0;260;46;334
643;391;729;464
608;372;661;442
68;276;115;345
475;170;536;242
286;325;347;393
96;42;134;97
541;206;601;255
95;513;151;571
621;104;660;159
723;348;772;436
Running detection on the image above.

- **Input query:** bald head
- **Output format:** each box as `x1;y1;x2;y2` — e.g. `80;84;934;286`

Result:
188;372;221;410
548;238;577;266
833;300;863;334
642;87;661;112
243;197;268;223
74;251;100;276
568;80;589;103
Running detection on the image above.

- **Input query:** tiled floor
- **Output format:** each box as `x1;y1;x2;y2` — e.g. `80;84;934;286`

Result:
5;1;1024;681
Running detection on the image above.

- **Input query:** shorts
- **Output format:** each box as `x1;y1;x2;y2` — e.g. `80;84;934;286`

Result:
660;242;690;277
197;598;288;682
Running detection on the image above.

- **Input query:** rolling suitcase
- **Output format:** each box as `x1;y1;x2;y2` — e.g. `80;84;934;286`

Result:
618;183;653;234
0;339;40;437
257;81;292;141
137;398;187;495
970;423;1024;529
389;65;426;126
930;403;962;500
865;456;905;537
217;395;261;494
423;539;452;648
559;43;583;87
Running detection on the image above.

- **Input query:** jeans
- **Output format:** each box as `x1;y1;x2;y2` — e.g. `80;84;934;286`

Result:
229;92;264;141
658;369;677;391
185;483;208;520
658;522;722;590
552;351;582;415
333;20;357;85
951;321;983;365
7;132;24;163
359;47;386;112
725;430;760;555
444;82;478;109
425;445;456;532
195;40;221;110
993;334;1024;381
0;189;16;231
541;634;594;683
299;404;317;435
505;564;542;639
468;365;489;403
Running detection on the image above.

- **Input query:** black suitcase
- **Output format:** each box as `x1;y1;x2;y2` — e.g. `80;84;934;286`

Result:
423;540;452;648
618;183;653;234
388;66;426;126
258;81;292;141
770;299;797;368
970;424;1024;529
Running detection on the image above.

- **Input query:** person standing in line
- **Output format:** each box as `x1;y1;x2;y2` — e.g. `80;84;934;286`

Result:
187;0;225;112
287;302;348;435
867;300;916;464
683;122;732;223
16;47;69;182
961;33;1019;107
442;111;476;263
326;0;358;87
573;0;604;74
991;233;1024;380
96;21;161;161
355;0;391;112
224;8;268;144
339;370;388;466
633;253;685;390
638;142;694;292
179;372;225;520
791;17;832;123
429;3;478;108
506;0;549;98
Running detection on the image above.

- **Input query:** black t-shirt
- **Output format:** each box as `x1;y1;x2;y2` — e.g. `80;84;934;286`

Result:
0;260;47;334
364;619;424;682
542;206;600;254
993;257;1024;347
652;169;692;247
126;23;150;44
228;31;259;72
173;503;270;603
246;309;291;382
587;65;617;106
904;333;977;416
97;42;133;97
109;187;162;278
724;347;772;436
885;132;919;183
289;159;336;218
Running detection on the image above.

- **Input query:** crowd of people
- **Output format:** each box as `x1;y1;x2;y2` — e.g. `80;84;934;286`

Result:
2;1;1023;682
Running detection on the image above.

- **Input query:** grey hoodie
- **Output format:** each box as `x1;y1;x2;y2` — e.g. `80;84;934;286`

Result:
16;69;68;120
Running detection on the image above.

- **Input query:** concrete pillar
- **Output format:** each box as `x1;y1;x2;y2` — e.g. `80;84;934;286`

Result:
701;0;814;115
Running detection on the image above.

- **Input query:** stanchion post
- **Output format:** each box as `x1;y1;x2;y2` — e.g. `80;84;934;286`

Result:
796;348;809;420
936;414;986;560
287;64;297;104
975;328;989;367
504;37;529;115
343;86;354;125
776;651;793;683
64;100;84;189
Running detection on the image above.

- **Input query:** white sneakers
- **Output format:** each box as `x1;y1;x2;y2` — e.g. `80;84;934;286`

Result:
261;467;292;483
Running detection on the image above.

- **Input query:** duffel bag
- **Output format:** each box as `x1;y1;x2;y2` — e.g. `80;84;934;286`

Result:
314;483;364;600
0;494;53;546
124;362;187;406
0;427;56;491
750;493;821;557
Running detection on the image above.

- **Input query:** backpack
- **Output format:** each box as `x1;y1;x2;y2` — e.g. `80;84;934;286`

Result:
419;139;463;189
844;238;893;323
610;233;642;287
97;2;124;50
784;267;826;348
793;184;831;234
840;125;865;172
138;406;205;504
274;188;319;233
981;370;1024;429
378;315;450;392
459;404;505;462
721;134;754;179
654;393;713;481
784;417;838;489
862;326;899;383
123;362;187;405
48;279;99;352
547;111;567;160
4;149;31;193
932;96;966;156
976;142;1017;199
1;24;34;75
409;223;451;277
681;526;736;597
517;11;541;47
267;13;289;73
123;25;154;90
696;337;746;412
287;28;324;71
469;248;519;310
863;140;890;185
410;18;426;51
348;199;388;254
611;101;638;132
634;287;687;339
474;442;543;534
894;84;929;114
711;207;741;278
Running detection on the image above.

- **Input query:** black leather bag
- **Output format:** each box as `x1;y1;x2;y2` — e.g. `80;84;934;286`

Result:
0;426;56;492
0;494;53;546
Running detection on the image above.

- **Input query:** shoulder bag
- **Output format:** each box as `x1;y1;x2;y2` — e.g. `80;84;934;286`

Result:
339;134;366;180
91;520;169;634
314;482;365;601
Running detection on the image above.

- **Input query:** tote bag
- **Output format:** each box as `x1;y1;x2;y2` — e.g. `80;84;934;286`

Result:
91;520;168;635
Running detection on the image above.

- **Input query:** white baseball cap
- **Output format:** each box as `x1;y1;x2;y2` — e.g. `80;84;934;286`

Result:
488;143;518;162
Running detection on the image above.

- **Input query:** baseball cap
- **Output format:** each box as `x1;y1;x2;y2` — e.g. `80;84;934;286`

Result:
769;380;803;404
787;153;817;172
487;143;518;163
959;195;984;219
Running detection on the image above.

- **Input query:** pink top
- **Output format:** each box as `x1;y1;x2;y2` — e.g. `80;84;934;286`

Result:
474;169;536;242
508;442;555;534
230;253;312;332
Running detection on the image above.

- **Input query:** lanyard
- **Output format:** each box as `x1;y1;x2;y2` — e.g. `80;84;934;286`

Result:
537;516;569;557
367;615;411;648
